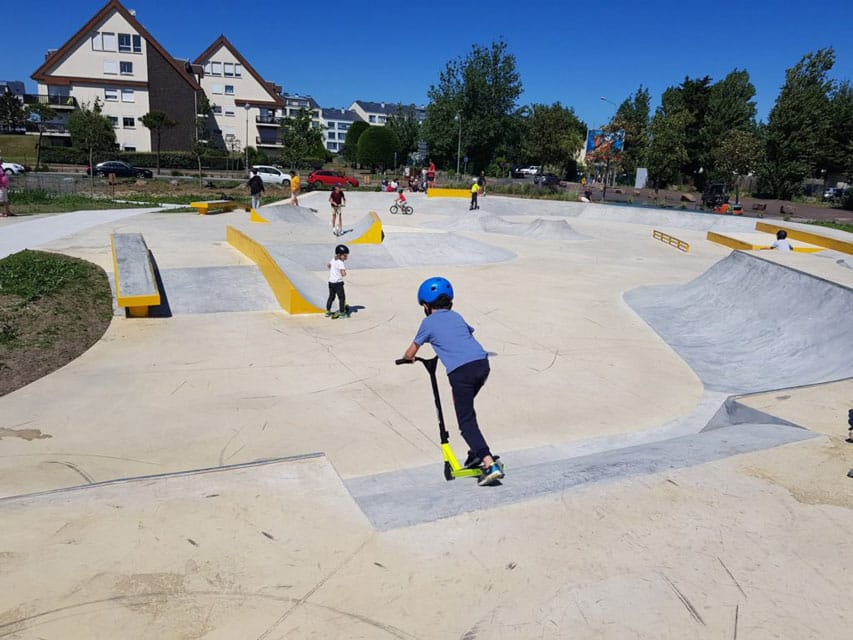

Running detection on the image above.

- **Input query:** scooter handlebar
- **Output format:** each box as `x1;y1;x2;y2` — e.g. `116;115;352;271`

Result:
395;358;413;365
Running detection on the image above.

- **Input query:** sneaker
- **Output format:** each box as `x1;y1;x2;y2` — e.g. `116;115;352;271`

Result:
478;462;504;486
324;310;333;317
463;452;482;469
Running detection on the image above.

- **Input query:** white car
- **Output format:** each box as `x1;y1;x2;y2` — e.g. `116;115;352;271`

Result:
519;165;541;176
252;165;290;186
2;162;26;176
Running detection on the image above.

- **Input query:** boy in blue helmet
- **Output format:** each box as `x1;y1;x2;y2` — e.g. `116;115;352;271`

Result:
402;276;504;486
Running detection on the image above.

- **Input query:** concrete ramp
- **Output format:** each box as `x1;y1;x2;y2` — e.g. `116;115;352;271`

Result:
625;251;853;393
258;204;323;226
425;213;588;241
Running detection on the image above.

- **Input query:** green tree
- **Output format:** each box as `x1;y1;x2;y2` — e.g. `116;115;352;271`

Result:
23;102;57;170
825;81;853;180
422;40;523;173
279;108;324;169
140;110;177;175
386;105;421;161
67;100;116;189
758;48;836;198
701;69;757;179
613;86;651;184
341;120;369;165
0;92;24;133
522;102;585;177
714;129;763;202
646;107;689;193
357;126;399;171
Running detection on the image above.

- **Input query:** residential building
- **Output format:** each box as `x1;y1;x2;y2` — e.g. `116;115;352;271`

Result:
0;81;25;99
282;93;321;121
319;108;362;153
194;35;285;155
348;100;426;126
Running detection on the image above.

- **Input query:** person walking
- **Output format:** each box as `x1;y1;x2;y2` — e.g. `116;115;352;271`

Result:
0;158;12;217
247;168;264;210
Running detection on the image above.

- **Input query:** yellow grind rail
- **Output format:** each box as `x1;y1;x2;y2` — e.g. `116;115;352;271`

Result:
653;230;690;252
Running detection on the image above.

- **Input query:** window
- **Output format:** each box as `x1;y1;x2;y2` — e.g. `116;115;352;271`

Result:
120;61;133;75
103;60;117;75
132;35;141;53
224;85;234;95
328;132;336;140
234;64;242;77
211;62;222;76
118;33;131;52
123;146;136;152
92;32;117;51
369;115;376;123
224;108;235;117
122;117;135;129
104;88;118;101
107;116;119;128
212;84;222;95
212;105;222;114
223;63;234;77
338;123;349;130
121;89;135;103
203;62;212;75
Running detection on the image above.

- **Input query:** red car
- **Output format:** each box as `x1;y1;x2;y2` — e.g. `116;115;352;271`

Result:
307;170;359;189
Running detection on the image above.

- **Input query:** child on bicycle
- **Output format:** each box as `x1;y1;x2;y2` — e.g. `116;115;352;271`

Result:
329;183;346;236
401;277;504;486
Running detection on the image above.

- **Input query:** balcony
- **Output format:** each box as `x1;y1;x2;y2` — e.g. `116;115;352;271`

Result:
24;121;70;136
23;94;79;109
256;136;282;149
256;115;282;127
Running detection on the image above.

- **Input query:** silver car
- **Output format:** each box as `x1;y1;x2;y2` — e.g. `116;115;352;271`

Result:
2;162;26;176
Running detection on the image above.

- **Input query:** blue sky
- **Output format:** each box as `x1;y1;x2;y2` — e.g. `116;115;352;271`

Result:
7;0;852;128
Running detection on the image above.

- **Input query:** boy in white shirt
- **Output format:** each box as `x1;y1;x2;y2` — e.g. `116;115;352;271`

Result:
768;230;793;251
325;244;349;318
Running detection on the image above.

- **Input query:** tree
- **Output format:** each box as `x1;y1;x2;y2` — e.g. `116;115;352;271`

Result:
758;48;836;199
67;100;116;189
385;105;421;161
357;126;399;171
701;70;757;180
23;102;57;170
825;81;853;180
140;110;177;175
341;120;369;165
714;129;763;202
646;108;689;193
422;40;523;173
613;86;651;184
279;108;324;169
521;102;585;177
0;92;24;133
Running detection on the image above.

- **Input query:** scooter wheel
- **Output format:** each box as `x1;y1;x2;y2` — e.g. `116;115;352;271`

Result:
443;461;453;481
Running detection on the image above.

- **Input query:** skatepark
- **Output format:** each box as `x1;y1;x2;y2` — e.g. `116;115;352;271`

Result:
1;190;852;638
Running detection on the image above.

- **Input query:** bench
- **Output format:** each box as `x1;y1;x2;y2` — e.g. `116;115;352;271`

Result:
110;233;161;317
189;199;241;215
752;203;767;211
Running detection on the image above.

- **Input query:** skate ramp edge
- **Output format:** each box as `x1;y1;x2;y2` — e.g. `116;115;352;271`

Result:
427;188;469;198
755;221;853;255
226;226;324;314
349;211;383;244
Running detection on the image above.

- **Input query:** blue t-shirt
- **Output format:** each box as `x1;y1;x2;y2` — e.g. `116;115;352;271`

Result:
413;309;487;374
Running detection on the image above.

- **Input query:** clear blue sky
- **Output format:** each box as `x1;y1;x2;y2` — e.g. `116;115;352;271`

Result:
7;0;852;128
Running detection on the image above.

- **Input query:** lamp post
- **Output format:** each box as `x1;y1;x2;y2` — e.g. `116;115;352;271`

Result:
455;112;462;176
244;103;251;175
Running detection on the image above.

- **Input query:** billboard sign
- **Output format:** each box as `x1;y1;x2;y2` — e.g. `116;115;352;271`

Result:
586;129;625;155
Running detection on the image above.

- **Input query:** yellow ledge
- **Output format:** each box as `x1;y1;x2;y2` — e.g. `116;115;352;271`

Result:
226;226;323;315
249;208;269;223
190;200;241;215
707;231;825;253
427;188;470;198
110;234;160;317
755;222;853;255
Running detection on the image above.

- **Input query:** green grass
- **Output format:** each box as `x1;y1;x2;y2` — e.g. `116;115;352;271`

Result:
7;190;147;215
0;249;91;301
0;134;39;165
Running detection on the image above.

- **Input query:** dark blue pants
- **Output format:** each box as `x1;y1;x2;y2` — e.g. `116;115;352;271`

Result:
448;358;491;459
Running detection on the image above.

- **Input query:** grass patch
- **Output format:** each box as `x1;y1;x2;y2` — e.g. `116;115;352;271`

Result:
805;220;853;234
8;190;148;215
0;134;38;164
0;250;113;396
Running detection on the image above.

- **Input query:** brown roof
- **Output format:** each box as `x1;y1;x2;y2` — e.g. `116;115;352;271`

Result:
193;35;285;107
31;0;200;92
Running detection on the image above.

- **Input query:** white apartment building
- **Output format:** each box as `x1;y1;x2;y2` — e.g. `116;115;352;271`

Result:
319;108;362;153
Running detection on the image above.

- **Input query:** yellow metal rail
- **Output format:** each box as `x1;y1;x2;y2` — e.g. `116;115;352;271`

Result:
653;230;690;252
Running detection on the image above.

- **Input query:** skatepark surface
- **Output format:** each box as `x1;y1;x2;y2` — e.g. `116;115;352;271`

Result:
1;191;852;639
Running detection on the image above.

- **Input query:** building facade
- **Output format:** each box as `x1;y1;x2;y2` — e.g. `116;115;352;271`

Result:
318;108;362;153
30;0;200;152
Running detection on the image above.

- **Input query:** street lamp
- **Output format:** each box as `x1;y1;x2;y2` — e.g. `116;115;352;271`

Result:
600;96;617;108
455;112;462;176
244;103;251;175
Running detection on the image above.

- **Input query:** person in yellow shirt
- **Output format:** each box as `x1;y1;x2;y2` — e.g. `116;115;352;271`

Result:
469;178;481;211
289;170;300;206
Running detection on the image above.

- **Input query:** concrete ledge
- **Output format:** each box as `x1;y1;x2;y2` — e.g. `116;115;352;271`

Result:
707;230;824;252
190;199;241;215
427;188;470;199
110;233;160;317
350;211;383;244
756;221;853;255
226;226;324;314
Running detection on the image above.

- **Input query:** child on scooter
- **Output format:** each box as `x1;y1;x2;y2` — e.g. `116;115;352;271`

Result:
401;277;504;486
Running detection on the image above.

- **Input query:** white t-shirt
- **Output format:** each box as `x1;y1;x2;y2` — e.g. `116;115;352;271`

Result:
771;239;793;251
328;258;346;283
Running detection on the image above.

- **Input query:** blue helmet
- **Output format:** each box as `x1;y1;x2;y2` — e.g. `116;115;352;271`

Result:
417;276;454;306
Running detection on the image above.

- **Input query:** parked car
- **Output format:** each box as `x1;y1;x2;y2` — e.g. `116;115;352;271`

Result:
252;165;290;186
518;165;542;176
307;170;359;189
2;161;27;176
533;172;560;187
823;187;847;201
86;161;153;179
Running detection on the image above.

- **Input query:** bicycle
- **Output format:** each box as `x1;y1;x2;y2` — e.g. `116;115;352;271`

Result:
389;199;413;215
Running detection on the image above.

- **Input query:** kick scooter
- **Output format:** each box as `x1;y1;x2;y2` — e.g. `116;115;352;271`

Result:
396;356;483;481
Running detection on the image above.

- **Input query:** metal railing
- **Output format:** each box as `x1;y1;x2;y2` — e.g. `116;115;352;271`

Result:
23;94;79;109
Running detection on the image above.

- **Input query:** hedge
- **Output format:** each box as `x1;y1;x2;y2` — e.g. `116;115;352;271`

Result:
40;147;255;171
